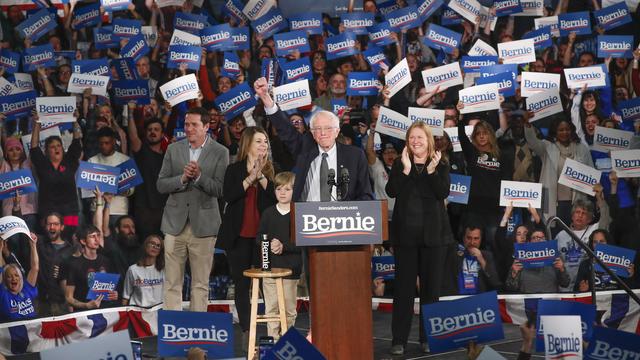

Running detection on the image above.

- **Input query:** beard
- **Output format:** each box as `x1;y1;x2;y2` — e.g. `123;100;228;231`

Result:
117;232;139;248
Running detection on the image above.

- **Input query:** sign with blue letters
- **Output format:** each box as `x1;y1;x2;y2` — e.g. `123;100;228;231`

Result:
476;72;516;97
280;57;312;82
200;24;233;51
119;34;149;62
594;2;632;31
288;12;323;35
72;3;101;30
372;256;395;280
347;72;381;96
494;0;523;16
325;32;359;60
71;59;110;77
594;243;635;278
112;18;142;41
0;169;37;201
523;26;553;50
423;23;461;54
584;326;640;360
167;45;201;71
75;161;119;194
214;83;257;120
86;273;120;300
423;291;504;353
112;80;150;105
514;240;558;268
535;299;596;351
264;327;325;360
117;159;144;193
367;21;395;47
251;7;287;39
17;8;57;42
448;174;471;204
158;310;234;358
597;35;633;58
558;12;591;36
461;56;498;73
341;12;374;35
0;49;20;74
22;44;55;72
174;12;208;34
0;91;37;121
274;31;310;57
111;57;138;80
385;5;422;31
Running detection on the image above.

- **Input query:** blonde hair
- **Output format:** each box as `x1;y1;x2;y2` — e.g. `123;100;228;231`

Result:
405;121;435;160
237;127;275;181
471;120;500;158
2;264;23;292
274;171;295;188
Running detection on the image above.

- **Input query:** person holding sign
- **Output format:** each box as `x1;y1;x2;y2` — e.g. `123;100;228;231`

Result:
385;122;452;355
0;232;39;322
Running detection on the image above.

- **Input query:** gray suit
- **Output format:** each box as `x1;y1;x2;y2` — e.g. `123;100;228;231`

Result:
157;138;228;237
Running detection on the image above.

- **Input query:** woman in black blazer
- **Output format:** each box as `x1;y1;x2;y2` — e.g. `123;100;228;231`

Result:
218;127;276;337
385;122;453;356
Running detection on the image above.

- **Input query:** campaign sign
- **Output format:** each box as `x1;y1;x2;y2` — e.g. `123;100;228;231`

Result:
421;62;463;93
0;49;20;74
341;12;374;35
223;0;247;22
251;7;287;39
514;0;544;16
325;32;358;61
71;59;110;77
0;169;37;201
558;158;602;197
94;27;118;50
521;72;560;97
86;273;119;300
167;45;201;71
417;0;444;21
112;80;150;106
448;0;483;23
0;78;15;97
274;31;310;57
611;150;640;178
112;18;142;41
619;97;640;122
376;106;411;140
331;98;348;115
119;34;149;63
542;315;582;359
367;21;395;47
444;125;474;152
378;0;402;16
242;0;275;20
372;256;395;280
22;44;55;72
228;26;250;51
280;57;312;82
564;66;607;90
423;291;503;353
460;56;497;73
199;24;232;51
594;243;635;277
527;90;563;122
111;58;138;81
363;46;390;72
597;35;633;58
423;23;461;55
0;91;36;121
12;73;34;93
534;16;559;37
441;8;463;26
158;310;233;357
76;161;119;194
261;58;278;90
17;8;57;42
476;72;515;97
161;74;200;107
347;72;381;96
514;240;558;268
117;159;144;193
468;39;498;56
142;25;158;48
536;300;595;352
524;26;553;50
499;180;542;208
495;0;523;16
385;5;422;31
498;38;536;64
173;128;186;141
273;80;311;111
101;0;130;12
459;83;500;114
72;3;101;29
594;2;632;31
221;52;241;79
36;96;75;123
448;173;471;204
558;12;591;36
215;83;257;119
174;12;208;35
263;327;325;360
593;126;632;153
408;107;444;136
40;330;133;360
67;73;109;97
584;326;640;360
385;58;412;98
288;12;323;35
171;29;201;46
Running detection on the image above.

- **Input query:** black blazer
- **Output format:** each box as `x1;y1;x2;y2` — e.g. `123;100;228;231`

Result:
216;159;277;250
385;157;451;247
268;109;373;202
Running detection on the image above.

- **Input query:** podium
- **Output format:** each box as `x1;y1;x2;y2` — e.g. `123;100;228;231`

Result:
291;200;388;359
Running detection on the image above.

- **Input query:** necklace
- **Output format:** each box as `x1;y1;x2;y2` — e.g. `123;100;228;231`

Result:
414;163;426;174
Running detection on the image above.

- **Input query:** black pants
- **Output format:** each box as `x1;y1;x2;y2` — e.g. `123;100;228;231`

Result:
226;237;257;331
392;245;447;345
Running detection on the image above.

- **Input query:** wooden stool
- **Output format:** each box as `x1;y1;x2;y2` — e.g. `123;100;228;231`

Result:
243;268;293;359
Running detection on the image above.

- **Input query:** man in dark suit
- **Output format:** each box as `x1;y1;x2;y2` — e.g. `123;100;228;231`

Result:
157;107;229;312
254;77;373;202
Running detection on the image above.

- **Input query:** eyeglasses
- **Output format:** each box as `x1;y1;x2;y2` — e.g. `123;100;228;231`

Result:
148;243;161;249
310;126;337;133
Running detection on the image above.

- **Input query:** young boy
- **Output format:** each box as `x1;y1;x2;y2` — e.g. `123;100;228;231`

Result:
256;172;301;339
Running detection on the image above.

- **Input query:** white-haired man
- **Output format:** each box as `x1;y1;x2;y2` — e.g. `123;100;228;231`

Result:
254;77;373;202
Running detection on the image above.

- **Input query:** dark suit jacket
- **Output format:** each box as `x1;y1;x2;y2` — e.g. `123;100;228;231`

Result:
268;109;373;202
216;159;277;250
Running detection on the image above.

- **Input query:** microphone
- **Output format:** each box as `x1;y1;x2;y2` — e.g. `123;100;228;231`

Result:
327;168;336;187
339;168;350;201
